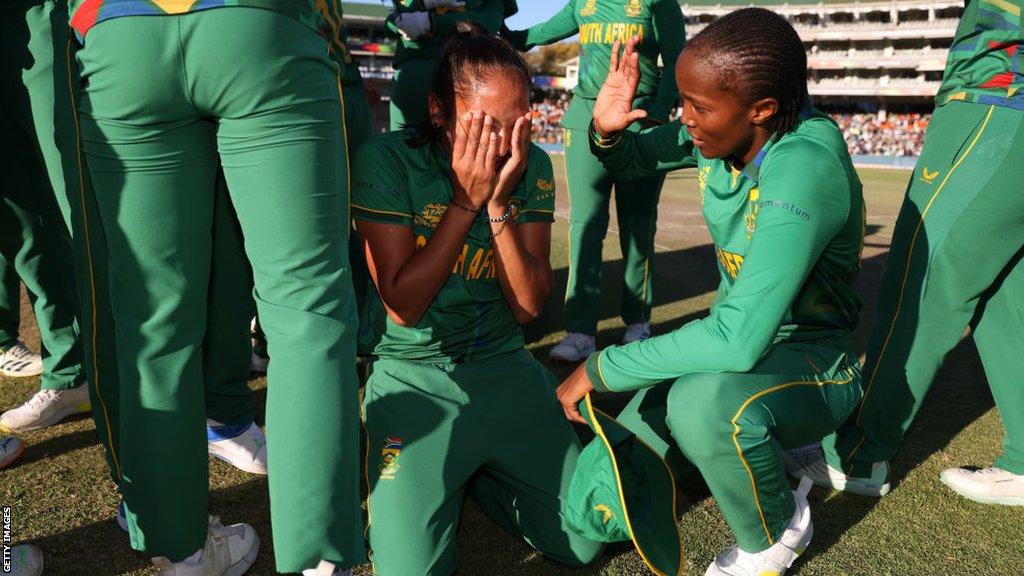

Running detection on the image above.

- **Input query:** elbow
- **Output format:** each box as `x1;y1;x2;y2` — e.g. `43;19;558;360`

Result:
730;351;761;373
382;299;425;328
387;309;423;328
513;307;542;324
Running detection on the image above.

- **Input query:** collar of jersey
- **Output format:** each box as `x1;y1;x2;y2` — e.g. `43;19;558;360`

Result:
731;97;816;185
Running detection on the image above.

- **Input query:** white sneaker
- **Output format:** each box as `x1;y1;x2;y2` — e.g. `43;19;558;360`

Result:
0;341;43;378
249;317;268;374
302;560;353;576
0;436;25;470
249;352;268;374
9;544;43;576
152;516;259;576
705;477;814;576
940;466;1024;506
208;421;268;475
0;383;91;433
549;333;596;363
622;322;652;344
783;442;891;497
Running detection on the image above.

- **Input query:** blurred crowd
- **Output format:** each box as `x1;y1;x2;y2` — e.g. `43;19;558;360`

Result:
528;100;930;157
529;95;571;144
832;112;929;157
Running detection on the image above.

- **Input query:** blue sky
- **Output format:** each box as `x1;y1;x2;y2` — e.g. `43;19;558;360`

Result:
346;0;564;29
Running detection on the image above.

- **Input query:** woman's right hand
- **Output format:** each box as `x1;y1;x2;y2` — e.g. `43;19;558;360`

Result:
593;37;649;138
450;111;498;210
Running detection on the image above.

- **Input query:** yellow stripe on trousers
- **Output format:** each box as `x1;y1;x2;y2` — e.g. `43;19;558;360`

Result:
67;38;122;481
731;370;856;544
845;105;995;466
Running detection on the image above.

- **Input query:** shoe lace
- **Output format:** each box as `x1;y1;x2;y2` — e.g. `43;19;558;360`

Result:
26;389;60;409
7;342;31;360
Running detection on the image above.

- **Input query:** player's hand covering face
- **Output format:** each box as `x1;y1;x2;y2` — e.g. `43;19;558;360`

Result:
593;37;650;137
441;74;531;209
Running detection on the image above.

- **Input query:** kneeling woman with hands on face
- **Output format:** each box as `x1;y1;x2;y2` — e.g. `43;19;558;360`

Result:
350;22;604;576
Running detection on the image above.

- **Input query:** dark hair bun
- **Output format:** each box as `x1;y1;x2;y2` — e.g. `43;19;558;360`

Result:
453;20;489;37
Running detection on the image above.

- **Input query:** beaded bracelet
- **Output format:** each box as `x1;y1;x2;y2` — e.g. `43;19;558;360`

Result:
488;203;517;223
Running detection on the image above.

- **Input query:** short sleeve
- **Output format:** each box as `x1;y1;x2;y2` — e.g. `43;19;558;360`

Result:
516;146;556;224
351;136;414;226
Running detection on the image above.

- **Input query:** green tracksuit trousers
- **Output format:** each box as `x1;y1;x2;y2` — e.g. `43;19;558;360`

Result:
0;255;20;349
75;10;362;571
825;101;1024;478
363;350;603;575
0;0;84;391
562;102;666;335
617;340;863;552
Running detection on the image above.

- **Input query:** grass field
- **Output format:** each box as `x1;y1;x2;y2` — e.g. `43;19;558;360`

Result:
2;160;1021;575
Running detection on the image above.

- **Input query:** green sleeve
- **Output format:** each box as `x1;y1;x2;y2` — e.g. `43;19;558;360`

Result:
431;0;507;36
589;119;698;179
586;139;850;392
351;137;415;226
646;0;686;122
503;1;578;51
517;146;557;224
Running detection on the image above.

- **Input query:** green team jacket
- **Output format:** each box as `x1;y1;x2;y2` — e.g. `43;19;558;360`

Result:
584;111;865;392
504;0;685;128
387;0;518;66
935;0;1024;110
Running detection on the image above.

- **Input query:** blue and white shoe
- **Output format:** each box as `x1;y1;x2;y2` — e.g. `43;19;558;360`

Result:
10;544;43;576
208;421;267;475
117;500;128;532
0;436;25;470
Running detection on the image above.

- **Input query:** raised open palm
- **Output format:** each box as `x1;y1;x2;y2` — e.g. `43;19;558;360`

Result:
593;37;648;137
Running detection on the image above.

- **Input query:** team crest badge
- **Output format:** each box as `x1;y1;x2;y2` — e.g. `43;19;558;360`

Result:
414;203;448;229
580;0;597;17
379;437;403;480
920;167;939;184
625;0;643;17
744;187;760;239
697;165;710;206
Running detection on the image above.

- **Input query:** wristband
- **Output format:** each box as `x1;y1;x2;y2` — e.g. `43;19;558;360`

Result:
590;120;622;148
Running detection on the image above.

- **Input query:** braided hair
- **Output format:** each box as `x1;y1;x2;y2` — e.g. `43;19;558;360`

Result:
686;8;808;134
409;21;532;148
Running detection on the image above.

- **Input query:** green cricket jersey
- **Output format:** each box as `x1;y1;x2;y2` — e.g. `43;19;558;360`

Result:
351;130;556;363
935;0;1023;109
504;0;685;128
584;111;865;392
387;0;517;67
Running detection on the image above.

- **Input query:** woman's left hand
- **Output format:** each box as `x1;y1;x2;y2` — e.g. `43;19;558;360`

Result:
490;114;532;215
556;363;595;424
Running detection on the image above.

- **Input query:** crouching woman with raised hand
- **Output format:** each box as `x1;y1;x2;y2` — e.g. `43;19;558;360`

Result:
556;9;867;576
